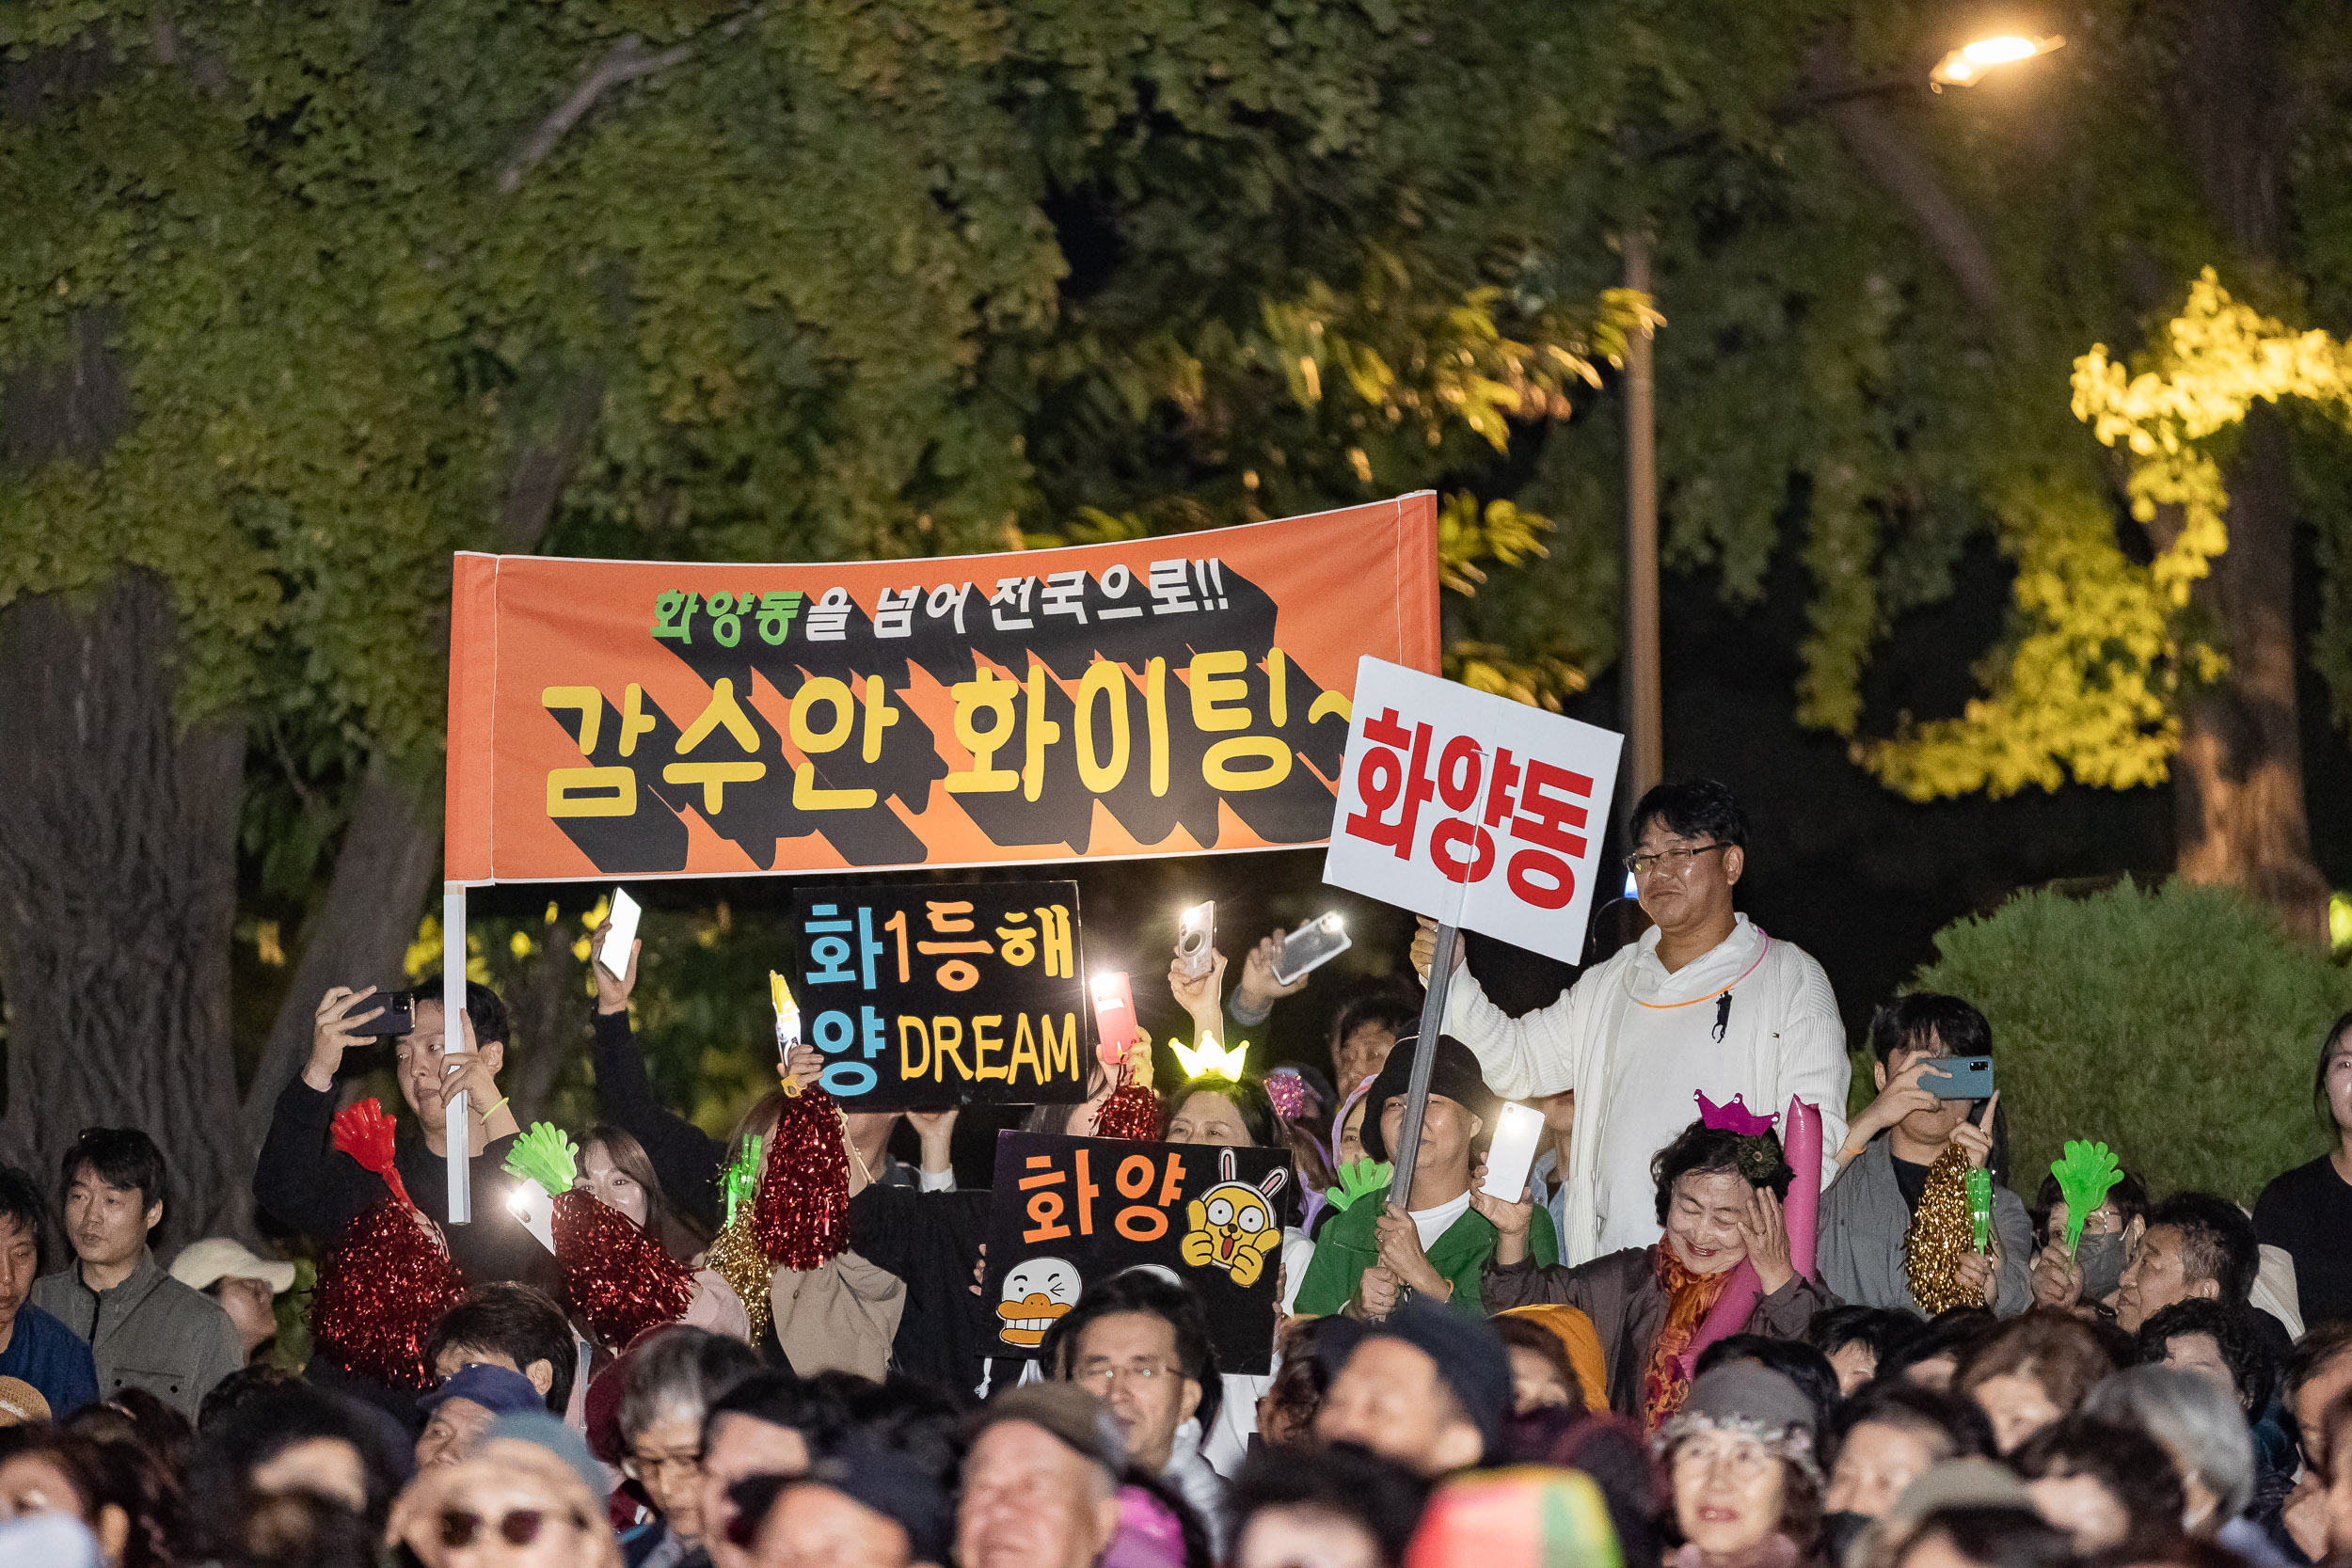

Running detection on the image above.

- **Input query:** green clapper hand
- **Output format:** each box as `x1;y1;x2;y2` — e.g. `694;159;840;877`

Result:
2050;1140;2123;1252
501;1122;579;1199
1965;1167;1993;1254
1326;1157;1393;1213
722;1133;765;1227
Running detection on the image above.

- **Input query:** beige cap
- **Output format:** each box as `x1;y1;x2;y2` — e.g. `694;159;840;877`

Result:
168;1236;297;1294
0;1377;50;1426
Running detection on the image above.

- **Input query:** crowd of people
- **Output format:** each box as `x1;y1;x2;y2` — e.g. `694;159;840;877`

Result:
1;779;2350;1568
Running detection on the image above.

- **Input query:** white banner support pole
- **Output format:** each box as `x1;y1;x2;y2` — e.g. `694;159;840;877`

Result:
443;883;471;1226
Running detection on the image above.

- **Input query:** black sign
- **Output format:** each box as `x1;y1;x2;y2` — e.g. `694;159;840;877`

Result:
790;881;1089;1110
980;1131;1290;1374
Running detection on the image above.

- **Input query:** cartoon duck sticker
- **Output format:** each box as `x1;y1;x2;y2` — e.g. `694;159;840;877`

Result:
996;1257;1082;1348
1180;1150;1289;1288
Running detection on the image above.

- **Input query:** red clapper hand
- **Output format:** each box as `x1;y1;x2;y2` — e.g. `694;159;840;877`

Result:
331;1098;417;1212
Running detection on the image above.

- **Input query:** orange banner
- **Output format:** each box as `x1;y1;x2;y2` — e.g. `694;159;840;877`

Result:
445;494;1439;882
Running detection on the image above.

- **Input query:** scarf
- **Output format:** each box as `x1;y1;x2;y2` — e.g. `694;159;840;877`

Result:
1901;1146;1978;1314
1643;1245;1731;1430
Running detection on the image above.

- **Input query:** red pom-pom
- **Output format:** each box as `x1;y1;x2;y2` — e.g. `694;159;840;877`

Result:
552;1190;695;1350
1095;1083;1163;1142
752;1088;850;1272
311;1197;467;1386
330;1098;414;1212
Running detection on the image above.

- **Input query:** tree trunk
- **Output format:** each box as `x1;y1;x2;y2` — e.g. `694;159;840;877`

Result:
236;754;442;1155
505;932;583;1127
2169;412;2330;938
2162;0;2328;940
0;571;249;1247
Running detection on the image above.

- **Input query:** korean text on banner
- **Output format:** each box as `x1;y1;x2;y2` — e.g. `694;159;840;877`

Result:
981;1131;1289;1373
792;882;1089;1111
444;494;1440;882
1321;657;1623;964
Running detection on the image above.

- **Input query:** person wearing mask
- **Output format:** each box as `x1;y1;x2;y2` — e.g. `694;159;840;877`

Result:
0;1165;95;1418
423;1283;580;1416
1823;1384;1993;1524
1479;1116;1831;1427
2026;1167;2147;1315
1412;779;1849;1265
612;1326;760;1568
255;977;542;1282
1819;996;2027;1316
2085;1365;2290;1567
0;1425;163;1568
167;1237;297;1362
1492;1314;1591;1416
956;1385;1127;1568
1040;1268;1228;1552
2011;1414;2186;1560
1659;1363;1829;1568
1295;1035;1559;1320
1949;1310;2114;1455
2255;1010;2352;1329
693;1371;851;1568
1315;1297;1511;1479
2115;1193;2265;1335
415;1363;548;1470
30;1128;242;1421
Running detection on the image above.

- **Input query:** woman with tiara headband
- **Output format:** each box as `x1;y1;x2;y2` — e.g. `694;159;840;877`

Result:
1476;1104;1832;1429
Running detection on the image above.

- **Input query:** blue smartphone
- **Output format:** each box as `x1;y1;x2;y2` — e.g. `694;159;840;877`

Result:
1923;1055;1995;1100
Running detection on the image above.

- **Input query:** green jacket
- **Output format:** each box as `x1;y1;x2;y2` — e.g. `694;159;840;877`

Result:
1296;1195;1559;1318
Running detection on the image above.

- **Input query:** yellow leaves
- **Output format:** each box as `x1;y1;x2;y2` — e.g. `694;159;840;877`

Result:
1436;492;1551;594
1448;642;1588;712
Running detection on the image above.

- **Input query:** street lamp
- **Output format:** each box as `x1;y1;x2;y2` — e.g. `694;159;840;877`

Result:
1930;32;2064;89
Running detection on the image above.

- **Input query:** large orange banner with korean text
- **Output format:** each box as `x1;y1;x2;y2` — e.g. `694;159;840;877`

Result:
445;494;1440;882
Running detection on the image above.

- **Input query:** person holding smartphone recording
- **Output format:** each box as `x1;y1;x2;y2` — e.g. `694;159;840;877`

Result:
1816;994;2031;1317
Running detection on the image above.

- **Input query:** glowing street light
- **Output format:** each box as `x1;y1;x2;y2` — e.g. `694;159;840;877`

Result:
1930;32;2065;88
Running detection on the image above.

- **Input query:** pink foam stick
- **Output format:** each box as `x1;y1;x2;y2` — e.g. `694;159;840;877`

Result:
1783;1097;1823;1281
1679;1261;1760;1382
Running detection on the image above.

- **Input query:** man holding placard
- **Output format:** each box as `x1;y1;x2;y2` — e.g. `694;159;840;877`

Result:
1412;780;1848;1265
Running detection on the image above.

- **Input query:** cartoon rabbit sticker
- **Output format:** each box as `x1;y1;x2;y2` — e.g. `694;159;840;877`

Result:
1180;1150;1289;1288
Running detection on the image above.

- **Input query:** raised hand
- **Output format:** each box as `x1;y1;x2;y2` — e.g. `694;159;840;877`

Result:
589;918;641;1015
1740;1186;1795;1294
2030;1242;2083;1309
305;986;386;1090
1837;1054;1949;1164
1235;930;1310;1012
1168;948;1228;1030
1408;916;1466;985
1949;1091;2000;1170
907;1107;959;1174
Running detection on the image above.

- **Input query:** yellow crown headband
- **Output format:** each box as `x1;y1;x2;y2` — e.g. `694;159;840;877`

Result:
1169;1035;1250;1085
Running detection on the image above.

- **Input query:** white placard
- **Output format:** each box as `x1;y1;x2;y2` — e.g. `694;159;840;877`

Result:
1320;657;1622;965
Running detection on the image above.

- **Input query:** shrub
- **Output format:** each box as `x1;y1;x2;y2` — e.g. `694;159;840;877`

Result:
1908;878;2352;1205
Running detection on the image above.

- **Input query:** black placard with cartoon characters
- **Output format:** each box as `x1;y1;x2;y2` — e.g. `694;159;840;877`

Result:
980;1131;1290;1373
790;881;1089;1110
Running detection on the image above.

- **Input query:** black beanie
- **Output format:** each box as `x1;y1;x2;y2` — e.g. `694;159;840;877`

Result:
1359;1033;1500;1162
1329;1297;1513;1460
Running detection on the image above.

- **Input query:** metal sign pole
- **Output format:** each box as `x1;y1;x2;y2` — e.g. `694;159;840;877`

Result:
443;883;471;1225
1386;922;1458;1211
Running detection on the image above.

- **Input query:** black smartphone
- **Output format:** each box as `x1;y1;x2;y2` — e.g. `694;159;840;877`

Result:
348;989;415;1037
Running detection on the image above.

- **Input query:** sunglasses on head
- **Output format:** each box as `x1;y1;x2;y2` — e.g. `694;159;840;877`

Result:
439;1507;581;1548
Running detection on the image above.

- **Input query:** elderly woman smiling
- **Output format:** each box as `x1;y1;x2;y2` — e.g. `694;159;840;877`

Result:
1478;1116;1831;1427
1662;1364;1828;1568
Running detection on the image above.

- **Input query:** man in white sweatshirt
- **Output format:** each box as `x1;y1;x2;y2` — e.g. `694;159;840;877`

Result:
1412;778;1847;1266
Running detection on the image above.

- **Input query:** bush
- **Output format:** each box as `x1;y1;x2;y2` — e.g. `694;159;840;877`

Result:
1909;878;2352;1205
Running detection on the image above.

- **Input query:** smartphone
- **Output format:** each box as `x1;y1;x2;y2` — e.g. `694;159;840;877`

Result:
348;989;415;1037
1923;1054;1995;1100
1480;1101;1548;1202
1090;972;1139;1061
1273;912;1352;986
600;887;642;978
1174;901;1216;979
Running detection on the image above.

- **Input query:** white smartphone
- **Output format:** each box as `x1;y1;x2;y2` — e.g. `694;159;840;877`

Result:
1174;900;1216;979
1480;1101;1548;1203
1273;912;1352;986
600;887;642;978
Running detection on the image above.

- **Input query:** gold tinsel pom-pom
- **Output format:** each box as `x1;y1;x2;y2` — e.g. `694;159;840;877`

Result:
1903;1146;1979;1315
705;1211;773;1344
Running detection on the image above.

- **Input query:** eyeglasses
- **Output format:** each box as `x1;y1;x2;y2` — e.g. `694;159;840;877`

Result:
622;1450;703;1481
1673;1437;1774;1481
438;1508;584;1548
1074;1359;1178;1391
1624;843;1732;878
